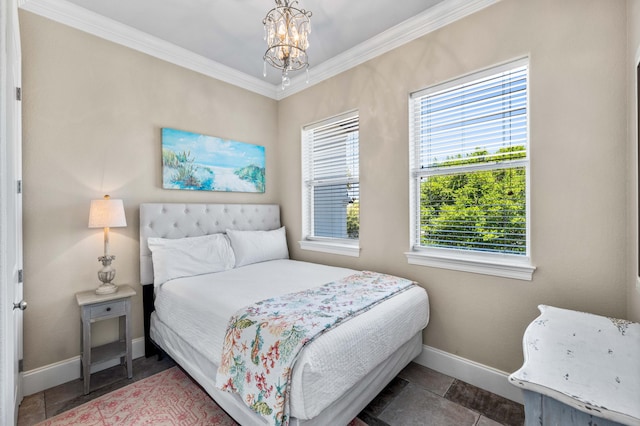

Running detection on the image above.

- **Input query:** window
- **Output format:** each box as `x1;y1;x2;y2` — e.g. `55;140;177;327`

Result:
301;111;360;257
407;59;535;280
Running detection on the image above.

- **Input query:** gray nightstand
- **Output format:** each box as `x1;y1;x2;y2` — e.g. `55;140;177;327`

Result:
76;285;136;395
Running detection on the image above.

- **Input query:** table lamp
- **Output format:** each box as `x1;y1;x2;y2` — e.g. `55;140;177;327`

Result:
88;195;127;294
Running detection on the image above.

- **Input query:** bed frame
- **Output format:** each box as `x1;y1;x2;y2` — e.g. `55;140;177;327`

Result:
139;203;422;425
139;203;282;357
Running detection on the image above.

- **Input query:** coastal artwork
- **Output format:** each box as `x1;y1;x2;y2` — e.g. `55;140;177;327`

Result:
161;128;265;193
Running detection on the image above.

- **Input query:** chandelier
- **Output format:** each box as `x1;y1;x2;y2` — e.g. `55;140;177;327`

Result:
263;0;312;89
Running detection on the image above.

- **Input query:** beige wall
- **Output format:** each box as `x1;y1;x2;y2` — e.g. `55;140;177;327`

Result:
278;0;628;373
627;0;640;323
21;0;633;376
20;11;278;370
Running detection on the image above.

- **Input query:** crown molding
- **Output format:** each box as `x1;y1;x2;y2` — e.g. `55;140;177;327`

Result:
18;0;279;99
279;0;500;99
19;0;498;101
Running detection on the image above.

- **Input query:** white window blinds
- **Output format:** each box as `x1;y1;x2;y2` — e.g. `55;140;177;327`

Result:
302;111;359;241
410;60;529;256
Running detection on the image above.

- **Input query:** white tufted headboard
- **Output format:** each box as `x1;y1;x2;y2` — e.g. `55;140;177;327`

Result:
139;203;281;285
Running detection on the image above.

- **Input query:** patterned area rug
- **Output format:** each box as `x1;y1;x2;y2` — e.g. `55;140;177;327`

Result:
37;367;236;425
37;366;368;425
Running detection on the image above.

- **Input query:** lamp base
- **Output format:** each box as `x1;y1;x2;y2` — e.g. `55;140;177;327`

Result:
95;282;118;295
96;255;118;295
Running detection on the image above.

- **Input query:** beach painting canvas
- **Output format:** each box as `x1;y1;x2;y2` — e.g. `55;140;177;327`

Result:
162;128;265;193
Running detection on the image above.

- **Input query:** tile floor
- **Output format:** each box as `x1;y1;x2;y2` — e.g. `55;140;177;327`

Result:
18;357;524;426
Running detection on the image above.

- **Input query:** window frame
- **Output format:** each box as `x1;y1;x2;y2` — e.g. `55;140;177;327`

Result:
406;58;535;280
300;110;361;257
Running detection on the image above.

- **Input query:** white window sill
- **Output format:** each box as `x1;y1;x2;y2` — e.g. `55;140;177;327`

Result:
298;240;360;257
405;249;536;281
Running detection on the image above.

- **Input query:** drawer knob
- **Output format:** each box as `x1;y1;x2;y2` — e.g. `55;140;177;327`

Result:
106;307;111;312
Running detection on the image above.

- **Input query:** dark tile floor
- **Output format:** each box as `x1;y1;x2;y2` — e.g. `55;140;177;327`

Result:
18;358;524;426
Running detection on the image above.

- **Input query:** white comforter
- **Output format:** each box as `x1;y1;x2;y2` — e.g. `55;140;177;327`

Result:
153;259;429;420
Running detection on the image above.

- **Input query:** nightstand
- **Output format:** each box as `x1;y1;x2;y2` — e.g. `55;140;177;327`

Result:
76;285;136;395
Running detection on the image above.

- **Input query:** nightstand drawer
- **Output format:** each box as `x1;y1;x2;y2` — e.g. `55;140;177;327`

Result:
90;300;125;319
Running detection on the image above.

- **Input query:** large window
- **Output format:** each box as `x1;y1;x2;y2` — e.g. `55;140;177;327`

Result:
408;59;535;279
301;111;360;257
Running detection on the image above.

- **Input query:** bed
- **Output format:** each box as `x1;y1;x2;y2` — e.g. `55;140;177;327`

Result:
140;203;429;425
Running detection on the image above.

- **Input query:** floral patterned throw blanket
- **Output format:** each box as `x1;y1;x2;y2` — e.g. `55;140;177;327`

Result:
215;271;416;426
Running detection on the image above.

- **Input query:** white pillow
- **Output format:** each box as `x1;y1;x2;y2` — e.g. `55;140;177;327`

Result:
226;227;289;267
148;233;235;287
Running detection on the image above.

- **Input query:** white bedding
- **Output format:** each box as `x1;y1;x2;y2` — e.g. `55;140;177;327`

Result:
154;259;429;420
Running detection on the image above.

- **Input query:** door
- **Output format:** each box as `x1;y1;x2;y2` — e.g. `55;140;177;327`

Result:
1;0;24;423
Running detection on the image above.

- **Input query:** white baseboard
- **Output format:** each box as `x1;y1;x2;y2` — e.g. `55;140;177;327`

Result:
22;337;146;396
414;344;524;404
22;340;523;405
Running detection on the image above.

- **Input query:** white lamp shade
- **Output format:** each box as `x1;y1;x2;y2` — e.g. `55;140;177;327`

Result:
88;197;127;228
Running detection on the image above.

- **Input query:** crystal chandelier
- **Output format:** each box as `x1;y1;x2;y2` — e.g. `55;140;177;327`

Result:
263;0;312;89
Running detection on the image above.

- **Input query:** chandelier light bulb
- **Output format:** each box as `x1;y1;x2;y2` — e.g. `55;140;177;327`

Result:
277;21;286;38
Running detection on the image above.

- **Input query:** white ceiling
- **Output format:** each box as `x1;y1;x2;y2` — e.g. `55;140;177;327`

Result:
19;0;497;99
